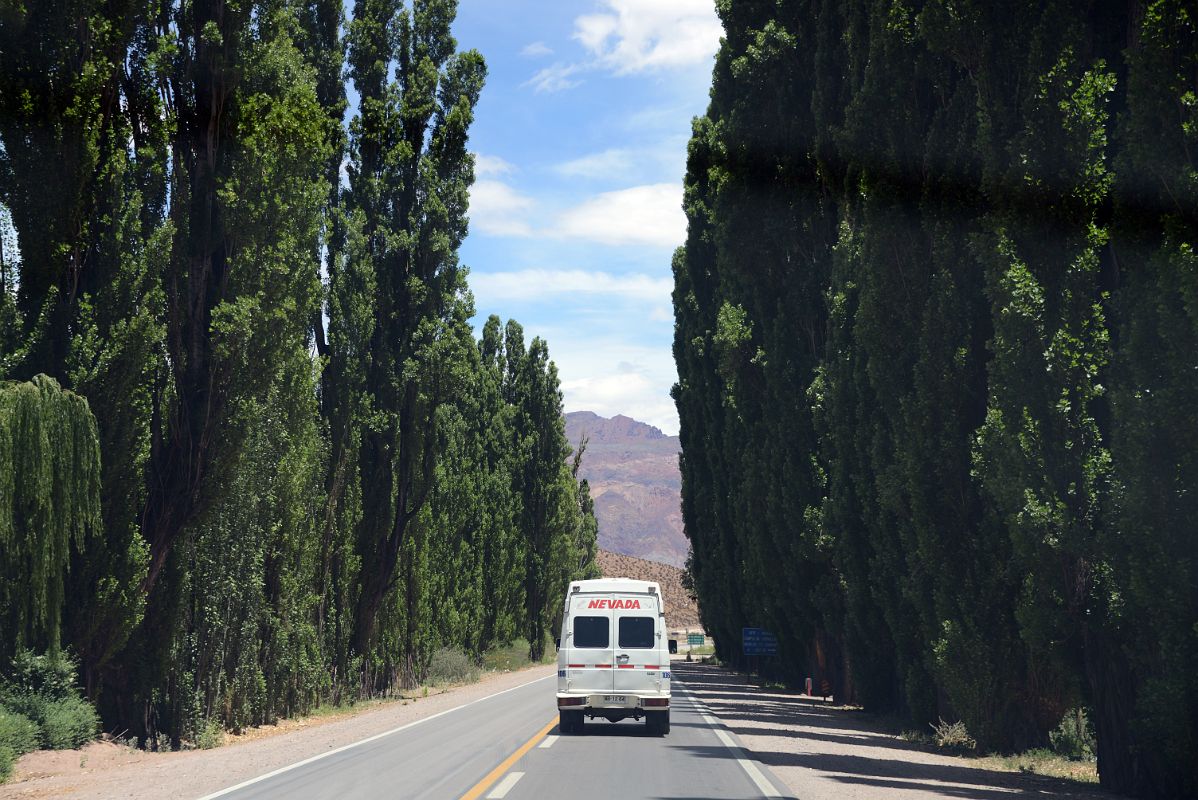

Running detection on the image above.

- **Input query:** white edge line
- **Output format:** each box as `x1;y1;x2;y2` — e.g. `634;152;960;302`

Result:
538;734;558;749
486;770;525;799
675;678;786;799
196;674;554;799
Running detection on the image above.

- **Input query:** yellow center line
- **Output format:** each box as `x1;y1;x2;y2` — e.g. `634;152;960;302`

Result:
459;716;558;800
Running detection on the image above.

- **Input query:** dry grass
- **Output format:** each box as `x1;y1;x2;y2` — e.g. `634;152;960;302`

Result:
975;749;1099;783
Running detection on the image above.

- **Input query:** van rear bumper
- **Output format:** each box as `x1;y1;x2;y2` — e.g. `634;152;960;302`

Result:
557;693;669;710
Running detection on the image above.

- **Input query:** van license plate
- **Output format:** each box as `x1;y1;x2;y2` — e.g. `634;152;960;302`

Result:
604;695;627;703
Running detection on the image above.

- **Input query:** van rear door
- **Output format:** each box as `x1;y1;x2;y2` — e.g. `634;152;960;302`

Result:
566;593;614;694
613;594;662;694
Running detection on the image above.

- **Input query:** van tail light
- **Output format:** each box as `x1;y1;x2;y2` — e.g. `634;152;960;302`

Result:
558;697;585;707
643;698;669;707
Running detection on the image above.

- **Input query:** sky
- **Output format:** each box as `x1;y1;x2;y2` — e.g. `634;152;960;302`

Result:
450;0;723;436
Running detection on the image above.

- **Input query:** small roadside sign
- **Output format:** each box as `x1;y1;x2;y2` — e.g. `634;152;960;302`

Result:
742;627;778;656
687;633;705;646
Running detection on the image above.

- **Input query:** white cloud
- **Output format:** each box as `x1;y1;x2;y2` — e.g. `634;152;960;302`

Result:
468;180;685;249
525;62;584;93
561;368;679;435
554;148;635;179
556;183;685;248
474;154;514;178
469;281;680;433
574;0;722;74
470;269;672;303
649;305;673;322
520;41;553;57
468;180;535;237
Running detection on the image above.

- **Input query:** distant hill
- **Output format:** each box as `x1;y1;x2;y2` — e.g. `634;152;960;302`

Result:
596;550;701;630
564;411;688;567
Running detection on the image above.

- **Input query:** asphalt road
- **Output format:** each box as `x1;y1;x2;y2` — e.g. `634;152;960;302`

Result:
200;660;792;800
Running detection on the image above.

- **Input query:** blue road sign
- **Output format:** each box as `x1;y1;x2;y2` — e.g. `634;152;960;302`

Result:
742;627;778;656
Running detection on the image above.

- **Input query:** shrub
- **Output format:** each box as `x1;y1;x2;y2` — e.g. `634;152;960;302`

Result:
2;651;77;701
930;718;976;751
0;707;39;755
0;650;99;751
0;744;13;783
427;648;480;685
1049;707;1096;760
196;719;223;750
37;696;98;750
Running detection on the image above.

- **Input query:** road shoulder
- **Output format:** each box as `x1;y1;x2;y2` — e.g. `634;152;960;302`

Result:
1;664;555;800
671;660;1114;800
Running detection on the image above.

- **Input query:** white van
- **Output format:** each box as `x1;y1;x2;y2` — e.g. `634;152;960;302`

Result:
555;578;671;735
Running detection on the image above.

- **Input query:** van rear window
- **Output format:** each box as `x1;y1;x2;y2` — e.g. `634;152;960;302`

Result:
573;616;609;648
618;617;655;649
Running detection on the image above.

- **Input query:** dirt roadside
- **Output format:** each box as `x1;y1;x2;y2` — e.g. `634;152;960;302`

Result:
0;664;555;800
673;659;1117;800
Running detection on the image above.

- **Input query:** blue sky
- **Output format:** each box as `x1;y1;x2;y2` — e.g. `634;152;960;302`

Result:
451;0;722;435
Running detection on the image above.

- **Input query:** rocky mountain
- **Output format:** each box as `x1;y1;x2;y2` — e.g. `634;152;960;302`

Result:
596;550;701;630
565;411;688;567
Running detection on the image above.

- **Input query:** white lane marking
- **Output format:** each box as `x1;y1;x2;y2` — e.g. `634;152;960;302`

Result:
196;674;554;799
537;734;558;749
487;771;525;798
674;679;785;799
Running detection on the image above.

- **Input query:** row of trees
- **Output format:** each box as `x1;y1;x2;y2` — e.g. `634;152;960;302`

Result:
673;1;1195;797
0;0;596;746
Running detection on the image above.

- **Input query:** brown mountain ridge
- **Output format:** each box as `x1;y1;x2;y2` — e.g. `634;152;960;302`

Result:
596;550;701;630
565;411;688;567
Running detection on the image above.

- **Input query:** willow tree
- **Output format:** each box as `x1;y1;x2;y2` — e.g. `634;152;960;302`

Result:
0;0;161;693
0;376;101;667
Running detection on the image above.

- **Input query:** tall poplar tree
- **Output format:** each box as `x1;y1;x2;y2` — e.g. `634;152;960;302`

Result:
676;0;1198;793
342;0;486;675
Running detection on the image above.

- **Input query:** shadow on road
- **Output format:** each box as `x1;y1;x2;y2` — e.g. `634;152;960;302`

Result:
671;660;1110;800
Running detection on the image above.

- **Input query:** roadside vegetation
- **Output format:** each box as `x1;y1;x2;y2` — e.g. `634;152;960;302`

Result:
175;639;554;752
0;0;598;758
896;707;1098;784
0;651;99;782
674;2;1196;796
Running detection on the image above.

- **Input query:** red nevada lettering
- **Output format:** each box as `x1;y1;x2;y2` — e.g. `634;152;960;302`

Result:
585;599;642;609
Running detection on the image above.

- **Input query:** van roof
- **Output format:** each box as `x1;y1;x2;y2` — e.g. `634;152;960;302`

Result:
568;577;661;595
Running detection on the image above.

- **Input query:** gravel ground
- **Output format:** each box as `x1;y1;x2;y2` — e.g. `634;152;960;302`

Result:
0;664;555;800
674;659;1118;800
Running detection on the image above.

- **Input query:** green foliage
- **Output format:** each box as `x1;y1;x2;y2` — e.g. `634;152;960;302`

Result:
675;1;1198;796
34;696;99;750
2;650;79;701
195;719;223;750
0;744;12;782
0;377;101;666
0;708;40;756
1050;708;1096;761
1;650;98;751
0;0;602;760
